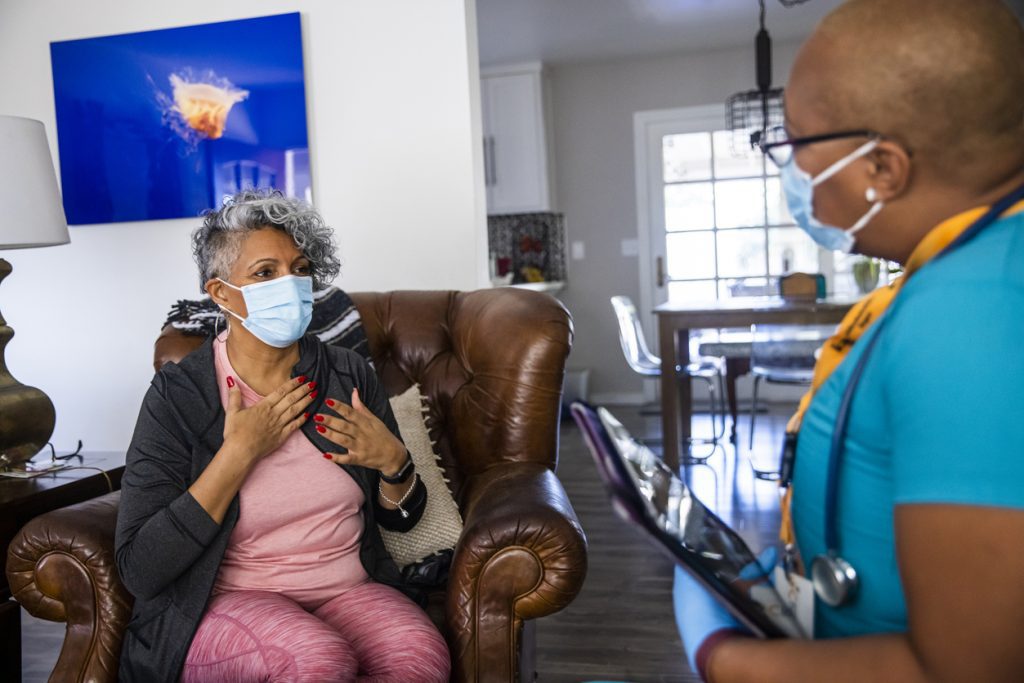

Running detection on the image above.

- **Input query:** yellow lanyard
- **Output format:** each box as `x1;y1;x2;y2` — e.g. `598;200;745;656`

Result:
779;200;1024;551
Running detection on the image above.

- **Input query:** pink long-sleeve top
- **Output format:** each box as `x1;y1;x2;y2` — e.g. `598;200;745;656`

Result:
211;333;369;610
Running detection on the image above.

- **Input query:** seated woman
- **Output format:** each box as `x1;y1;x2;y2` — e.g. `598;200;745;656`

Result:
114;189;450;683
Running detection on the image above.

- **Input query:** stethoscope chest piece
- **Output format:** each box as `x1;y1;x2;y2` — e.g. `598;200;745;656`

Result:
811;552;859;608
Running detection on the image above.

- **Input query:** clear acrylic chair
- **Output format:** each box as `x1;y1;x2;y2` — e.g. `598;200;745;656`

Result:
610;296;727;458
747;324;832;475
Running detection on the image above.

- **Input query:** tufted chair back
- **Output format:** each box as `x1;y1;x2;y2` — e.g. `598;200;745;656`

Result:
353;290;572;499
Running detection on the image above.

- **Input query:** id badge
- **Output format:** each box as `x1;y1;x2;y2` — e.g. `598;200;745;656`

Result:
774;565;815;638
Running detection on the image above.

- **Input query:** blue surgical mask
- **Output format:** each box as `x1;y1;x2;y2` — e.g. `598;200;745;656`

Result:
217;274;313;348
780;139;884;254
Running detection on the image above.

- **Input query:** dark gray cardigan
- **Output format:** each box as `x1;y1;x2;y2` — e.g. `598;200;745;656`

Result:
114;335;426;682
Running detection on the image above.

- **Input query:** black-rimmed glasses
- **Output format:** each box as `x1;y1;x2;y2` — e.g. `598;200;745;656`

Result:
751;126;878;167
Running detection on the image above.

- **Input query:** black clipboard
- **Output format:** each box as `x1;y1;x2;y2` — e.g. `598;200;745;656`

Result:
570;401;806;639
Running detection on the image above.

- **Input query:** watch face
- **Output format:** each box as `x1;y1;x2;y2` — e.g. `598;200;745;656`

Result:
382;453;414;483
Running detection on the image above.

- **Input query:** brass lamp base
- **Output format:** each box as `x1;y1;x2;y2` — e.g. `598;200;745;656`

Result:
0;257;56;469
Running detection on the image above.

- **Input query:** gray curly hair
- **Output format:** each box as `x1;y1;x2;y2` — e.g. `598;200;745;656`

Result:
192;189;341;293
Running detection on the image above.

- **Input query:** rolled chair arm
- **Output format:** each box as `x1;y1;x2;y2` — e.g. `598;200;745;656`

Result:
6;491;131;683
447;462;587;682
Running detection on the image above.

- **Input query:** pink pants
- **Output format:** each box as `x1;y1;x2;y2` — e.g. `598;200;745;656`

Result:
181;582;450;682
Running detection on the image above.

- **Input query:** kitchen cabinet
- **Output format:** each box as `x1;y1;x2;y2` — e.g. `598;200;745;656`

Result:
481;62;554;215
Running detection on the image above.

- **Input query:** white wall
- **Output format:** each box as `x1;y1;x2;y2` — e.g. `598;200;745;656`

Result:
0;0;486;451
550;42;803;403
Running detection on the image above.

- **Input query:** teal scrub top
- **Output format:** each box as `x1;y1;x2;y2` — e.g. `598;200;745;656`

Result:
792;210;1024;638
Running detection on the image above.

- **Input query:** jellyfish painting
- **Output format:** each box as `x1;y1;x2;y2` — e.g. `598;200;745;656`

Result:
50;12;310;224
155;68;249;149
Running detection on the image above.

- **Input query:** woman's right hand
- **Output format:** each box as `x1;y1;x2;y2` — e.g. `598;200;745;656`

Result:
222;375;316;464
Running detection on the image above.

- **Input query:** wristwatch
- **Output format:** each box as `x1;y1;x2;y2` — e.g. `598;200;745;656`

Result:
379;451;415;485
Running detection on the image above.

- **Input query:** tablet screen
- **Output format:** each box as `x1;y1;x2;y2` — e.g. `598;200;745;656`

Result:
573;402;807;639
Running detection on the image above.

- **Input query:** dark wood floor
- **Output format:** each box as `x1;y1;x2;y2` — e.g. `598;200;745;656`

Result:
20;405;791;683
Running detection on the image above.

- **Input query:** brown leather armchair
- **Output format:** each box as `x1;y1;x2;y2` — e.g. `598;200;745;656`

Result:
6;288;588;682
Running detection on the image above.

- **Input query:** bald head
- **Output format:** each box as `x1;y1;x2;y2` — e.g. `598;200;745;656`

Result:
790;0;1024;189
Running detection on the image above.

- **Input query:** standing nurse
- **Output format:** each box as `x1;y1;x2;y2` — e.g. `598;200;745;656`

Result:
672;1;1024;682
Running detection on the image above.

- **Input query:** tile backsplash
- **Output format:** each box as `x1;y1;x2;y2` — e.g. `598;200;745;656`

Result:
487;212;566;284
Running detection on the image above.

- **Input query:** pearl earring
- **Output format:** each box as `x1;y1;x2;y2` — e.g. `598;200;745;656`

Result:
865;187;878;202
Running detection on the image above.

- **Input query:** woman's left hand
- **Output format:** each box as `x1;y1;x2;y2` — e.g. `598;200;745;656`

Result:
673;546;775;675
316;388;407;475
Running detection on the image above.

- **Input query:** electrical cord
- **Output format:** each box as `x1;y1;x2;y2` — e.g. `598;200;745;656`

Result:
57;467;114;493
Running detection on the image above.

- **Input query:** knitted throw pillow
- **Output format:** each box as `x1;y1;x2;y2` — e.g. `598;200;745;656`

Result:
380;384;464;568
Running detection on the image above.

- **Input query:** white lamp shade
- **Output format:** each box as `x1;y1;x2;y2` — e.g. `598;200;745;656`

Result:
0;115;69;250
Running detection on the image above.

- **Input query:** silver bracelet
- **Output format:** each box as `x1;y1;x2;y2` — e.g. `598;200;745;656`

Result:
378;472;418;518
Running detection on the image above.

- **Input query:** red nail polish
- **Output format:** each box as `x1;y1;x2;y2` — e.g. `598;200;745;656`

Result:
304;412;309;420
226;376;235;388
326;399;336;408
316;424;326;433
297;375;307;383
310;391;318;399
323;453;333;459
314;415;325;423
308;381;316;389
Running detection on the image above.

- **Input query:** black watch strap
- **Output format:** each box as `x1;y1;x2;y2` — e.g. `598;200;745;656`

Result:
379;451;415;485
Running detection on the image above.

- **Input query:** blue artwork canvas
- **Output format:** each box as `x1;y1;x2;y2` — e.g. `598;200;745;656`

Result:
50;13;311;225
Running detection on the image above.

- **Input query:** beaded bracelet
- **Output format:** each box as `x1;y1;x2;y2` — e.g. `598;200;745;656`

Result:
378;473;419;518
379;451;415;485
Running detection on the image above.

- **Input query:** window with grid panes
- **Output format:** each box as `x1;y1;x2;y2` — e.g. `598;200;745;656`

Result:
661;130;820;302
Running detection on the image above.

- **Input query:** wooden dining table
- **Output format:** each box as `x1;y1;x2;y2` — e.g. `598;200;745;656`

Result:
655;296;858;471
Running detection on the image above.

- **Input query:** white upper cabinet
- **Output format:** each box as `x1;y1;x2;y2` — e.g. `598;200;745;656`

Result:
481;63;554;215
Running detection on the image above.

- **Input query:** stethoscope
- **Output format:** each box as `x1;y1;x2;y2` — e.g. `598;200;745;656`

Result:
801;182;1024;608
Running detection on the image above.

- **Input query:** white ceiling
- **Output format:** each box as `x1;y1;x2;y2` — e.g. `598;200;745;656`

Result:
476;0;849;67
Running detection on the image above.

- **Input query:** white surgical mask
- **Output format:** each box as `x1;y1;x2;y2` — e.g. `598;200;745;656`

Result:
779;139;884;254
217;274;313;348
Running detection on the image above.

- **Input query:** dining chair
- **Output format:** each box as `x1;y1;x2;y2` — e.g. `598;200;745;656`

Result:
610;296;726;454
747;324;832;471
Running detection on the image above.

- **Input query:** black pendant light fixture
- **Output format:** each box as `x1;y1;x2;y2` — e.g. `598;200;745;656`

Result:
726;0;812;155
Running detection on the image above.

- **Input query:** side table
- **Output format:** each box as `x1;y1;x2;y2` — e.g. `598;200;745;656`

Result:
1;451;125;682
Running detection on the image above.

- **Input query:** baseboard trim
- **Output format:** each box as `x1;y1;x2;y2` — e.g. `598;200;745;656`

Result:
588;391;647;405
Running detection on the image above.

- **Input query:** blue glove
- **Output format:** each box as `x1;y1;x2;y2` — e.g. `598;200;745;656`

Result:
673;566;741;673
672;546;777;675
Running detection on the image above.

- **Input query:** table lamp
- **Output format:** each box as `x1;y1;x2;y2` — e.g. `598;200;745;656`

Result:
0;115;70;469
